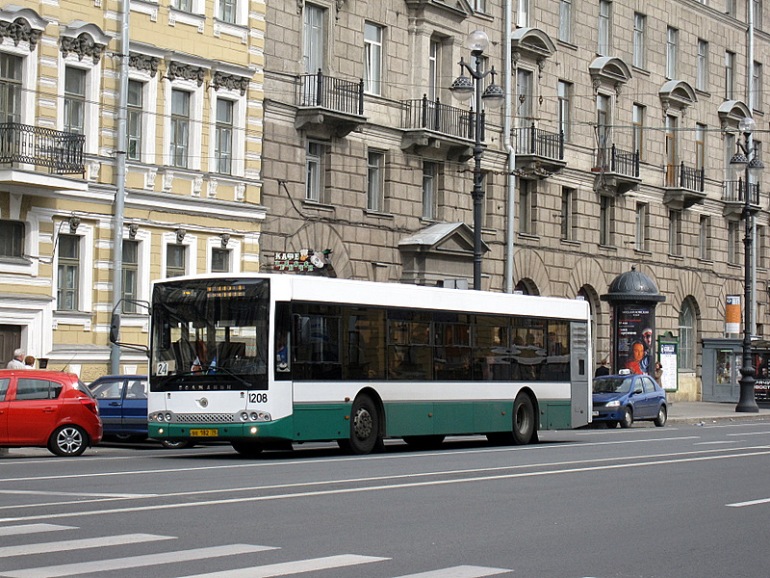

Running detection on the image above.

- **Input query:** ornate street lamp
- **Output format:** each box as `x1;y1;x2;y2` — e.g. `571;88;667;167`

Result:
729;116;764;412
450;30;504;290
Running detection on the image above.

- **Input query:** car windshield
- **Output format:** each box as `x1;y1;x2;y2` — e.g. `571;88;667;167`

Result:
593;377;632;394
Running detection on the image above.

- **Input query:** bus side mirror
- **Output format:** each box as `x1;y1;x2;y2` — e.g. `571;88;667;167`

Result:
109;313;120;344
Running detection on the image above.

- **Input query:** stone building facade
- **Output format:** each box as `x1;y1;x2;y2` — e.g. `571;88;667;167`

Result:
0;0;266;380
261;0;770;400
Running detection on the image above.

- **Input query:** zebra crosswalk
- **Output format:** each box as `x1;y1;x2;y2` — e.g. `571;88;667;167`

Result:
0;523;512;578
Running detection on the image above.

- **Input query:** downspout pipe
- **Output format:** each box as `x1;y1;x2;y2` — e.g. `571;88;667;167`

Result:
504;0;516;293
110;0;129;374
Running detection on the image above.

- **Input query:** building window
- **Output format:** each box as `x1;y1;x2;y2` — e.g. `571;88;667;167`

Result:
519;180;536;235
725;51;735;100
599;195;613;246
516;69;533;128
696;39;709;92
561;187;575;240
170;89;190;168
0;53;22;123
174;0;192;11
517;0;529;27
122;240;139;314
726;0;735;15
428;39;439;101
633;13;646;69
728;220;740;264
306;141;327;203
64;67;86;134
0;220;23;259
127;80;143;161
215;99;234;175
754;0;763;29
632;103;645;161
753;61;763;111
472;0;486;13
559;0;572;43
696;123;706;171
678;300;696;371
666;27;678;79
211;248;230;273
557;81;571;141
422;161;437;220
635;203;649;251
668;210;682;256
218;0;236;22
597;94;611;166
166;244;186;278
367;150;385;212
758;225;767;269
699;215;712;260
364;22;383;96
665;115;679;187
57;234;80;311
598;0;612;55
303;4;325;74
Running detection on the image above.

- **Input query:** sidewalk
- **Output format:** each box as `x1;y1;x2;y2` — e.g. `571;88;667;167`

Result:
667;400;770;424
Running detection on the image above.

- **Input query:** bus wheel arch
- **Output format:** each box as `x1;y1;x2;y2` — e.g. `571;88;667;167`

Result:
343;389;385;455
512;389;539;445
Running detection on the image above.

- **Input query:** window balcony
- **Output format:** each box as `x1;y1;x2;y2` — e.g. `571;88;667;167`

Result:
593;144;640;195
722;179;761;218
295;70;366;138
400;96;475;161
0;123;85;175
515;123;565;178
664;162;706;209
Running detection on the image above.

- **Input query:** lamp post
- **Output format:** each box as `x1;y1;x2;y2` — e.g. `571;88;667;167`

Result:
729;116;764;412
450;30;504;290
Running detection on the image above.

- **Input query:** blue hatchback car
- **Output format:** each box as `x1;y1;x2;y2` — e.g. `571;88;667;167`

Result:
592;370;667;428
88;375;190;448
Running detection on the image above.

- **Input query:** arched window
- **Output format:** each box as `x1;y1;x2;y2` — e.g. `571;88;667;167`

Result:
679;300;696;370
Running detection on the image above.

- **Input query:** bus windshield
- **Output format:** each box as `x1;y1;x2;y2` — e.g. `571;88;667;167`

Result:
150;279;270;391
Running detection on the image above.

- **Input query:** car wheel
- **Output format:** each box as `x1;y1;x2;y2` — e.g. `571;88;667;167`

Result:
619;407;634;429
48;425;88;457
654;405;667;427
161;439;195;449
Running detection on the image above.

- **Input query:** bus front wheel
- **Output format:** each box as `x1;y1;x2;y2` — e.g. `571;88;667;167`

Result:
346;394;381;455
512;393;536;445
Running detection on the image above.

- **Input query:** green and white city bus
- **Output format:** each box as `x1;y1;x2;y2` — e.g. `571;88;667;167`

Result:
146;274;592;455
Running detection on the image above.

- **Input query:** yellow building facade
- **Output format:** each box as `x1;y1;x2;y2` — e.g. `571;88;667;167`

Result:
0;0;265;380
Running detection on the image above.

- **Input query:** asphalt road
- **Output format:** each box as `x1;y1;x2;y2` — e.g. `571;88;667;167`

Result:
1;419;770;578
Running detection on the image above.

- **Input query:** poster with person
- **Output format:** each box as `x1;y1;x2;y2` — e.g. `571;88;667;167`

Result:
614;304;655;375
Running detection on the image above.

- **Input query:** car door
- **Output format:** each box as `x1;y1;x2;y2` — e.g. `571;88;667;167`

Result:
90;378;125;436
637;376;657;418
0;378;9;442
121;378;148;436
7;378;62;444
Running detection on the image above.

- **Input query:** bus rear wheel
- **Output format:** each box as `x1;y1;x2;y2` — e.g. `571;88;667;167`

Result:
347;394;381;455
231;440;263;457
512;393;536;445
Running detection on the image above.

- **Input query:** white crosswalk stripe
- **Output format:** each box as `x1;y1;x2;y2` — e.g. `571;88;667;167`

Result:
393;565;511;577
177;554;390;577
0;533;174;558
0;544;277;578
0;524;76;537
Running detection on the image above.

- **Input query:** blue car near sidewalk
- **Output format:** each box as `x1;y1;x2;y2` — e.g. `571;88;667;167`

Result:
592;370;667;428
88;375;191;448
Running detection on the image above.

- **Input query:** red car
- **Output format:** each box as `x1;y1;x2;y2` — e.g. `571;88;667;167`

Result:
0;369;103;456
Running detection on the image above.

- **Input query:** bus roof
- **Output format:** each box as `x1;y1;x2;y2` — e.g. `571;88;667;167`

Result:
153;273;591;321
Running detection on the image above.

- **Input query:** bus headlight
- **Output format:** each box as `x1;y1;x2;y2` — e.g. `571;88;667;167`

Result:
239;411;272;422
150;411;174;422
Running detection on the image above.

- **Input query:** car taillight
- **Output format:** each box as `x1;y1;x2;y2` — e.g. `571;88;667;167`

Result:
81;398;99;415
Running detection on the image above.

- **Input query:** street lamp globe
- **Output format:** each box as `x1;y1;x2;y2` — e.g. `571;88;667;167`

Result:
739;116;757;135
450;72;475;102
466;30;490;54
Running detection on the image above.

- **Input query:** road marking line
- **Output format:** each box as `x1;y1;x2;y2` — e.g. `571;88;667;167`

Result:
693;441;737;445
394;565;511;577
0;544;276;578
726;497;770;508
0;489;153;498
726;430;770;436
0;533;174;558
177;554;388;577
0;524;75;537
2;448;770;524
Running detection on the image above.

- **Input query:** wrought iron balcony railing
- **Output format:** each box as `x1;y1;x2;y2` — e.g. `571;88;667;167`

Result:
298;70;364;116
597;145;640;178
0;123;85;175
401;96;477;140
516;124;564;160
666;162;705;191
723;179;760;206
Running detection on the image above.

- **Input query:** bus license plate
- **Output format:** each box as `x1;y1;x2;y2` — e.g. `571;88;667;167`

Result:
190;429;218;437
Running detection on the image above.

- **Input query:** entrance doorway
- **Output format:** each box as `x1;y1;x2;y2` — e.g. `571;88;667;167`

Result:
0;325;22;367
